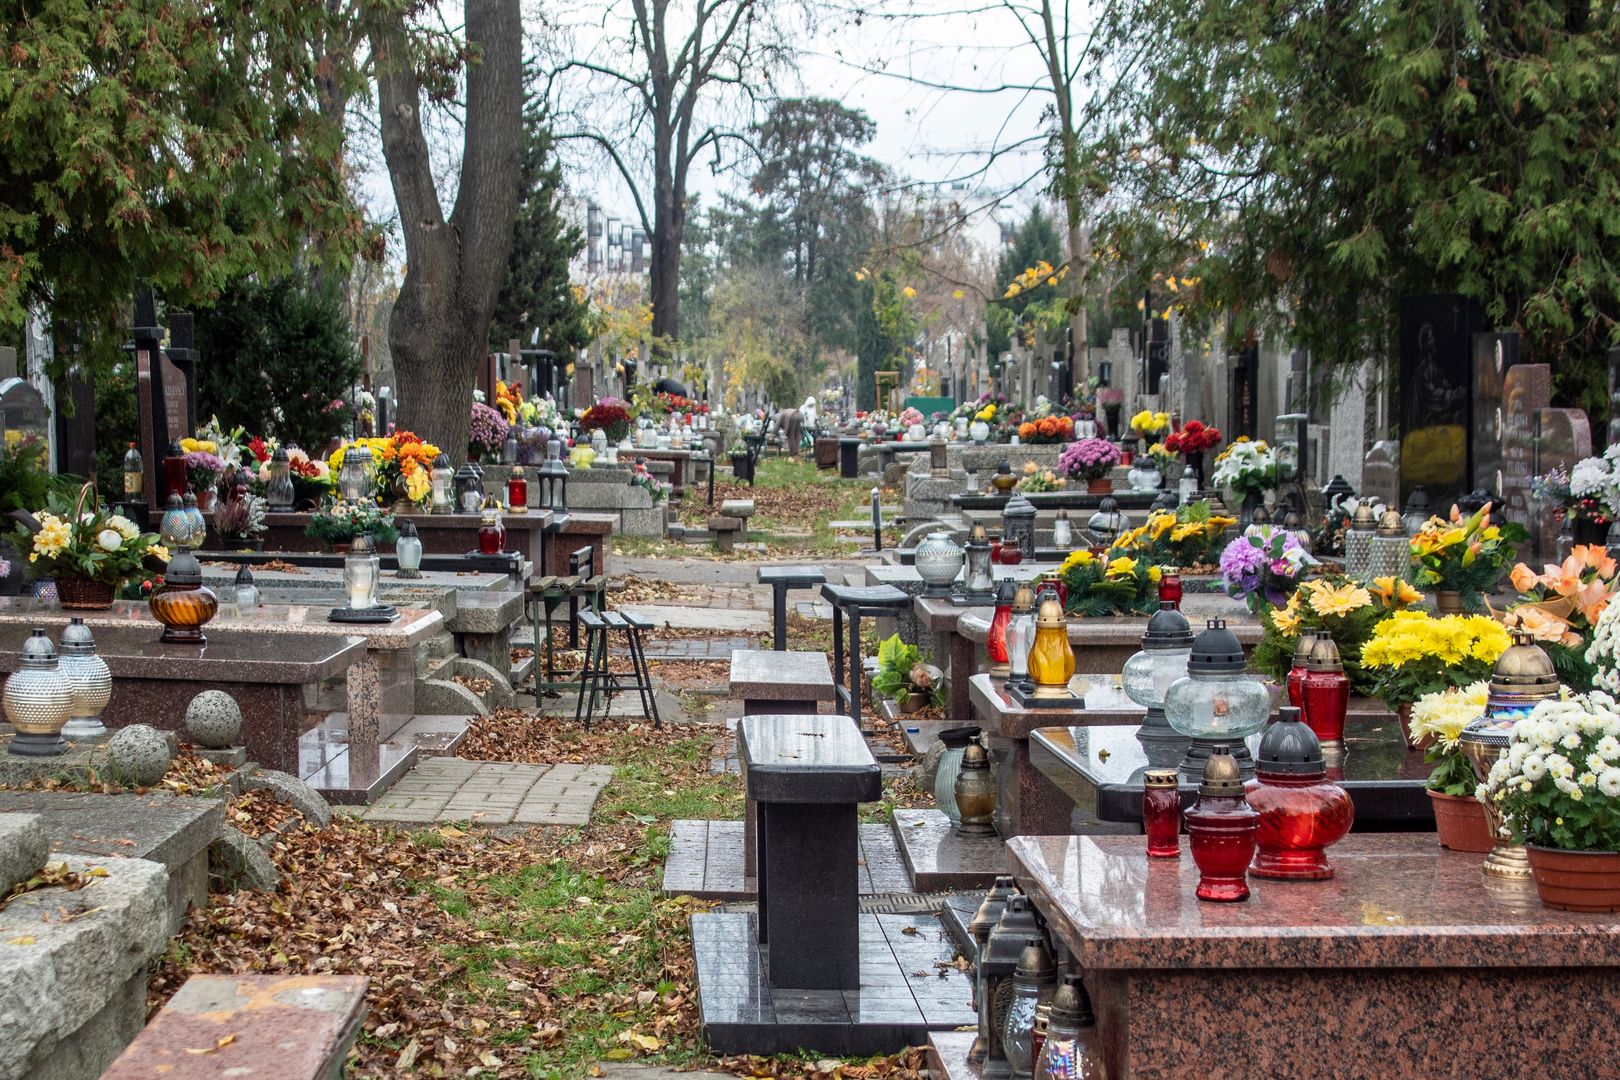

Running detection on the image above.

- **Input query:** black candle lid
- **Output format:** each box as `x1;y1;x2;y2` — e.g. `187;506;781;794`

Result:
1141;602;1194;649
1186;618;1245;674
1255;706;1325;776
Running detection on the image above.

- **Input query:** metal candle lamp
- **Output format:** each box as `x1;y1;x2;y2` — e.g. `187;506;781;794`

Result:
1246;706;1354;879
955;740;998;837
1122;601;1194;765
1300;634;1351;748
1002;493;1038;562
1185;747;1260;902
1004;584;1038;691
1401;485;1432;536
4;629;74;757
956;524;997;605
1343;503;1377;578
966;876;1017;1064
916;532;966;598
537;441;569;511
454;463;484;514
1164;619;1271;782
1085;497;1129;549
1033;975;1104;1080
1459;630;1561;879
337;443;374;504
1002;938;1058;1080
57;619;112;741
979;894;1042;1079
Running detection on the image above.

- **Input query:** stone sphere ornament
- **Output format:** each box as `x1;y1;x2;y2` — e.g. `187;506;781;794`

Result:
106;723;176;787
184;690;243;749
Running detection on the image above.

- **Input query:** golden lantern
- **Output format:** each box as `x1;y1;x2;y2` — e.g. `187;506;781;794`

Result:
1025;597;1076;700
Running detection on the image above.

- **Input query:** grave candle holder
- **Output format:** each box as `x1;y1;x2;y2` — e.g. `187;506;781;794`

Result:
1164;619;1271;782
987;579;1016;677
1246;706;1353;879
1301;635;1350;748
1011;596;1077;707
148;550;219;645
161;440;188;501
1186;746;1259;902
395;520;423;578
506;465;529;514
429;453;455;513
1002;938;1057;1080
57;619;112;741
3;628;73;757
266;447;295;511
233;565;258;609
1286;629;1320;710
1343;503;1378;578
955;524;997;605
1004;584;1038;692
967;877;1017;1064
1365;509;1410;579
980;894;1041;1079
1143;768;1182;857
954;741;998;837
1123;602;1194;764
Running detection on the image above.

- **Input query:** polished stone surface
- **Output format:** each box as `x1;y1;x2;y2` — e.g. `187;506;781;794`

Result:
756;565;827;587
740;715;882;803
661;819;912;900
728;649;836;701
969;672;1138;739
0;622;363;682
890;809;1007;890
693;910;975;1055
819;582;912;610
1029;717;1433;827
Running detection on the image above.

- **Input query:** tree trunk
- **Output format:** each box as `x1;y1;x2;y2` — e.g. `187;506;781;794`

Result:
650;202;685;349
373;0;523;460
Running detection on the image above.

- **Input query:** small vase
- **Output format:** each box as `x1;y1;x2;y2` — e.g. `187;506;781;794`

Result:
1526;846;1620;912
1434;590;1464;615
1087;477;1112;495
970;420;990;443
1427;790;1494;853
196;488;218;514
1239;491;1261;529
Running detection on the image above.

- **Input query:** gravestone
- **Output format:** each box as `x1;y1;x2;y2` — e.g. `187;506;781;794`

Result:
1500;363;1550;542
1361;440;1401;510
1531;407;1592;561
1471;332;1520;506
1398;294;1485;508
0;375;48;452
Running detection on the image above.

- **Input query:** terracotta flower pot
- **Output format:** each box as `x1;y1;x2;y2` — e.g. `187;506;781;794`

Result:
1526;846;1620;912
1397;702;1434;752
1087;477;1113;495
1427;790;1494;853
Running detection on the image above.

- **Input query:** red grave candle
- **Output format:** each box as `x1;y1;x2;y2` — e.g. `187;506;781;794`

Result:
1143;769;1182;858
1246;706;1354;879
1185;748;1259;902
1157;567;1183;608
1302;637;1351;748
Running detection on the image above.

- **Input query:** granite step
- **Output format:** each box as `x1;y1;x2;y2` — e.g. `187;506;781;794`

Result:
662;818;912;900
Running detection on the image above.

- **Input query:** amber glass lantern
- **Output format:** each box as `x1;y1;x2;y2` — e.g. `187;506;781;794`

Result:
1245;706;1354;880
1185;747;1260;902
148;549;219;645
1024;597;1076;701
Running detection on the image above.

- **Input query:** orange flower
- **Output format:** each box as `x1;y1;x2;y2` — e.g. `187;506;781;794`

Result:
1509;562;1540;594
1574;544;1618;580
1019;422;1036;439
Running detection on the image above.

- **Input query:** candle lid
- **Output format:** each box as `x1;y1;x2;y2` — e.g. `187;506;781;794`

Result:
350;534;376;555
1048;974;1095;1027
59;617;96;654
1035;596;1066;628
1199;746;1245;796
939;725;981;749
994;579;1017;607
233;565;254;586
1187;619;1244;674
1142;602;1194;649
398;519;419;539
19;627;58;667
1306;635;1343;672
1143;768;1179;789
1255;706;1325;775
1014;938;1056;980
164;549;204;587
1012;584;1036;614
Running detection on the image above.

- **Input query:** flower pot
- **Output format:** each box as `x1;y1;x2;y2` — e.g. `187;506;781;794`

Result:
1427;789;1494;853
1434;590;1464;615
1185;450;1205;488
221;536;265;552
898;691;931;714
1086;477;1113;495
56;578;116;610
1526;846;1620;912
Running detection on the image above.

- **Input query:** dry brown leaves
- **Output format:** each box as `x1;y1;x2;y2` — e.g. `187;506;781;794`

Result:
0;861;95;915
675;477;856;529
646;658;729;689
451;674;495;696
255;560;306;574
608;575;689;604
457;709;708;765
3;747;237;796
716;1048;930;1080
225;787;303;839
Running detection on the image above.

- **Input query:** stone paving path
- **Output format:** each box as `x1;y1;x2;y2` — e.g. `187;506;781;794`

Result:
355;758;614;826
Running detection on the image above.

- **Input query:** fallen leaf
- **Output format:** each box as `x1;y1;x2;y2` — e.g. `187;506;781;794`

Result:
7;935;35;945
397;1038;421;1069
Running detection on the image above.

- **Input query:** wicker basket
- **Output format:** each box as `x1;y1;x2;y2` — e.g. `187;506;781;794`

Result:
56;578;116;610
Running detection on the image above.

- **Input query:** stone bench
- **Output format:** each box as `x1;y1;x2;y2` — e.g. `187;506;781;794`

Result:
101;974;368;1080
739;714;881;990
707;515;746;552
756;564;827;649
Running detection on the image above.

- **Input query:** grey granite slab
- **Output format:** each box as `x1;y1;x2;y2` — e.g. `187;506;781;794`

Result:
729;649;836;701
739;715;881;803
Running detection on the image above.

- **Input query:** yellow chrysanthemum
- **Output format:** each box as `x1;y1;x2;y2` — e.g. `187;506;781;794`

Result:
405;467;432;503
1273;608;1302;636
1148;566;1162;584
1106;556;1137;578
149;543;171;563
1060;550;1095;574
1308;582;1373;618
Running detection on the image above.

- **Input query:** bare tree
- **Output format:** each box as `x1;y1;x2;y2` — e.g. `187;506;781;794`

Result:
372;1;525;457
547;0;796;347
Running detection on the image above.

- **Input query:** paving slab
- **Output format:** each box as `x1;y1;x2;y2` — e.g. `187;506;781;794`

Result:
890;808;1007;891
358;757;614;826
621;604;770;633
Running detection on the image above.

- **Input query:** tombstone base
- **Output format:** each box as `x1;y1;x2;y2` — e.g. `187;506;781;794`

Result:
6;731;68;757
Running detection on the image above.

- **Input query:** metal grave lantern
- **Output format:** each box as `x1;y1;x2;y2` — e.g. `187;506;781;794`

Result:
1002;493;1037;561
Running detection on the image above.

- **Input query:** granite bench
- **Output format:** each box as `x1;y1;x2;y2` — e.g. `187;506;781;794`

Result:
820;582;911;724
101;974;368;1080
756;565;827;650
739;714;882;990
707;514;746;552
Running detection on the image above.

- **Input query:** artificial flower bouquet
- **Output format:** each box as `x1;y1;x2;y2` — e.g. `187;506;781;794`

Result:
1408;681;1490;792
304;500;399;547
1164;418;1221;456
183;449;227;495
1564;450;1620;526
1482;693;1620;853
578;398;632;443
1110;500;1235;570
13;487;168;591
1145;442;1178;473
1210;437;1279;499
897;406;926;429
1253;574;1425;695
1219;525;1315;611
1058;437;1120;481
1017;415;1075;444
1359;609;1511;709
1503;545;1617;691
1129;410;1171;439
1058;549;1162;617
1409;502;1527;607
1015;461;1065;493
331;432;443;506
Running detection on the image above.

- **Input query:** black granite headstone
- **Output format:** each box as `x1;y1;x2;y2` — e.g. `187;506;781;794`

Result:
1399;294;1485;508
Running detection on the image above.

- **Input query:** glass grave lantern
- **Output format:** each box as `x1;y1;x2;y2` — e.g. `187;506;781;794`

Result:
181;493;206;549
1343;502;1378;578
161;440;188;501
916;532;966;598
537;441;570;512
1178;465;1198;505
1002;938;1058;1080
266;446;295;510
1086;497;1129;549
3;628;73;757
1122;601;1195;765
1366;509;1410;579
1245;705;1354;880
1402;485;1432;536
1002;493;1038;562
57;618;112;741
1301;634;1351;748
1459;630;1561;879
955;524;997;605
987;579;1017;677
429;453;455;513
980;895;1043;1075
343;534;381;610
506;465;529;514
233;564;258;609
159;494;191;551
455;463;484;513
337;443;374;503
1050;510;1073;551
1003;584;1038;692
1273;412;1307;482
148;549;219;644
1013;596;1077;706
1033;975;1105;1080
395;519;423;578
1164;618;1271;782
1186;747;1260;902
930;433;950;478
1286;629;1322;710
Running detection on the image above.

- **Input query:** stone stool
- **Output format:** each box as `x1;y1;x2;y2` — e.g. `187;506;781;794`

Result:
820;582;911;725
755;565;827;649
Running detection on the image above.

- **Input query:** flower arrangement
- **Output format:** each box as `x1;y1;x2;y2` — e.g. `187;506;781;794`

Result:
12;490;167;589
1058;437;1120;481
1017;415;1075;444
871;634;945;709
629;462;667;503
331;432;443;506
1015;462;1065;493
1482;693;1620;852
657;392;708;416
569;445;598;470
1565;453;1620;525
578;398;632;443
1218;526;1315;611
1359;610;1512;709
897;406;926;429
1145;442;1178;473
304;501;399;547
468;402;510;461
1408;502;1526;607
1503;545;1617;691
1210;437;1278;499
1164;419;1221;455
183;449;227;494
1130;410;1170;438
1109;500;1235;570
213;493;267;541
518;396;561;428
1058;549;1162;617
1252;574;1425;695
1408;681;1490;794
493;379;525;425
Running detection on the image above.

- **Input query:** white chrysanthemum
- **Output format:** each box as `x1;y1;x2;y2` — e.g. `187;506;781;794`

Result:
1508;743;1530;770
1555;776;1579;795
1597;736;1620;761
1580;771;1599;788
1521;755;1547;782
1600;769;1620;799
1570;456;1614;497
1588;753;1610;775
1563;731;1584;750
